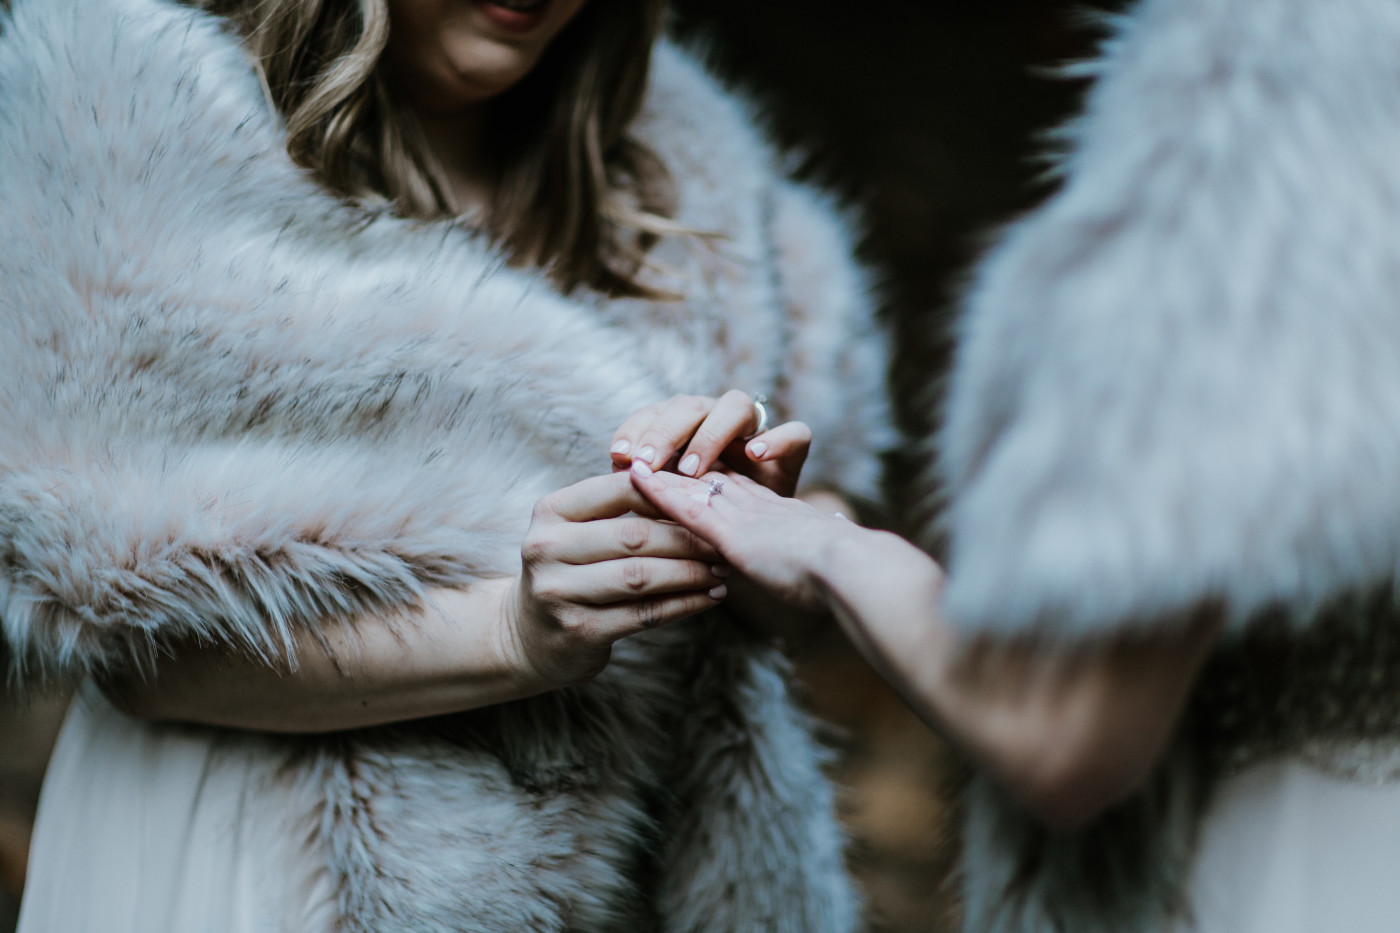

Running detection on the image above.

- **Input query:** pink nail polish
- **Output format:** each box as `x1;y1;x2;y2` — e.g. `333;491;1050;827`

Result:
748;441;767;459
708;584;728;600
611;440;630;455
631;459;653;477
638;445;656;464
711;564;731;578
679;453;700;476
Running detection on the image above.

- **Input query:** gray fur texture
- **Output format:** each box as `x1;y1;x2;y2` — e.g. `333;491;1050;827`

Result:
938;0;1400;929
0;0;895;927
941;0;1400;640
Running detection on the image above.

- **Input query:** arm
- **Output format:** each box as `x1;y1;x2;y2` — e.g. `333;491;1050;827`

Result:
104;472;728;732
630;464;1219;829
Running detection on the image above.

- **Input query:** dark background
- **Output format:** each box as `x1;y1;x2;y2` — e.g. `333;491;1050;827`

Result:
0;2;1117;930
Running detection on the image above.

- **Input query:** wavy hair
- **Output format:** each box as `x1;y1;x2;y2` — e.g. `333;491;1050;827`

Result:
201;0;677;297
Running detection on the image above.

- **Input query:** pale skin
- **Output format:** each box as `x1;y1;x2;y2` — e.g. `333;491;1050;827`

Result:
105;2;829;730
628;459;1221;830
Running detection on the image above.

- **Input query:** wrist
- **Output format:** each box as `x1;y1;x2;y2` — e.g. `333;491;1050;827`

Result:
811;523;895;605
490;575;554;695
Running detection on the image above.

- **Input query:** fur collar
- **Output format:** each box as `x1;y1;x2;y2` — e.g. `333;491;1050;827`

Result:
0;0;888;681
0;1;892;926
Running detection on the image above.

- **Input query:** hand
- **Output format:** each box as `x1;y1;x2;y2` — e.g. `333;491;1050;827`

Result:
507;472;730;686
628;461;873;613
609;390;812;498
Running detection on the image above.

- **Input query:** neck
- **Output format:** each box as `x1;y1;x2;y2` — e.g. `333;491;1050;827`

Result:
414;105;496;217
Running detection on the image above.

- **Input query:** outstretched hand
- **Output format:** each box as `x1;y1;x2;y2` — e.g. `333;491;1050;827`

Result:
627;460;865;613
609;390;811;498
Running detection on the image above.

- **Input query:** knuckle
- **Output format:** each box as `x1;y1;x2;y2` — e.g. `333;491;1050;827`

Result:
555;611;593;642
619;517;651;552
722;388;750;406
532;494;559;523
520;532;553;566
532;583;563;607
632;602;665;630
691;426;725;449
621;559;650;592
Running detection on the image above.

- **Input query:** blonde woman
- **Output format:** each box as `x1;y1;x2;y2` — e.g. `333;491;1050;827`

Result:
0;0;893;929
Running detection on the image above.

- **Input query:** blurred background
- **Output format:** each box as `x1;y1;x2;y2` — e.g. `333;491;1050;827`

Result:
0;2;1118;930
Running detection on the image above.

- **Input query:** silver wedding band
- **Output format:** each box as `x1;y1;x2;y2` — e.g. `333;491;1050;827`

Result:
744;392;771;440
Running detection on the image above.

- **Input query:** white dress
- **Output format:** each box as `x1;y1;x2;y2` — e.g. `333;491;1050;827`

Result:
17;684;335;933
1171;756;1400;933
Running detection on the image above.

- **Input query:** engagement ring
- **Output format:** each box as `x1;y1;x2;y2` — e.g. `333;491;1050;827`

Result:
707;477;725;505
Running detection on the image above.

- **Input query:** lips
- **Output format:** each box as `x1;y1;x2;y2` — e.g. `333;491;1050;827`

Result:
476;0;550;33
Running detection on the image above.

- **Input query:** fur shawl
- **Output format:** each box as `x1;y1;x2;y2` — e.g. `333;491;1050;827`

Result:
938;0;1400;929
0;0;894;928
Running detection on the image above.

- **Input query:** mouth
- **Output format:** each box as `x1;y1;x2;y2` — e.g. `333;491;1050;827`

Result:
475;0;551;33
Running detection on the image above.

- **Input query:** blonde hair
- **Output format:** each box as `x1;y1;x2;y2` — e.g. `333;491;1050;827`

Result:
202;0;677;297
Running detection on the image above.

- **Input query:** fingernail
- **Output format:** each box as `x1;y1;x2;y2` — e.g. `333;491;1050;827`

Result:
679;453;700;476
638;445;656;464
611;440;630;455
631;459;653;477
833;512;848;522
711;564;731;578
708;584;728;600
747;441;767;459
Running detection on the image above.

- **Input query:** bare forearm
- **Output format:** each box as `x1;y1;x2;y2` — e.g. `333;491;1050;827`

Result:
628;464;1216;827
104;578;552;733
811;528;1216;828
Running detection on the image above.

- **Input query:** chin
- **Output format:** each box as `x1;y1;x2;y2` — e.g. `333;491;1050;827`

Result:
439;33;539;104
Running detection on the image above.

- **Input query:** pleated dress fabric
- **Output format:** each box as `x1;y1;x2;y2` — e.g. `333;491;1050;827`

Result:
17;684;336;933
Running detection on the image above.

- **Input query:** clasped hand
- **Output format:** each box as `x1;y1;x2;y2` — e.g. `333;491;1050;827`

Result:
508;390;811;686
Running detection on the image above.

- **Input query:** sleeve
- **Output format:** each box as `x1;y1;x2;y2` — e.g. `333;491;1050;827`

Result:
938;0;1400;638
768;179;899;510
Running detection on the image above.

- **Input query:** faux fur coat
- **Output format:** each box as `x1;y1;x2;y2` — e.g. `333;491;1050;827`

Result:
938;0;1400;929
0;0;895;929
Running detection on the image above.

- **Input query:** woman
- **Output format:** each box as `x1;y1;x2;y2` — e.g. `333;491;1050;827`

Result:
635;0;1400;930
0;0;893;929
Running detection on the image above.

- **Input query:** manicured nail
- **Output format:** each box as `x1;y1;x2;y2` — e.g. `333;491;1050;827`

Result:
833;512;849;522
711;564;731;578
638;445;656;464
708;584;728;600
631;459;653;477
679;453;700;476
611;440;630;455
747;441;767;459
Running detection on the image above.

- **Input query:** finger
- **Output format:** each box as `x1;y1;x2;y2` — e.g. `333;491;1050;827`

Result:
631;395;714;471
628;461;748;545
610;401;665;467
709;468;785;503
562;556;727;605
546;515;723;564
592;589;726;640
743;420;812;467
537;472;671;523
677;389;759;478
